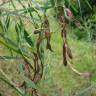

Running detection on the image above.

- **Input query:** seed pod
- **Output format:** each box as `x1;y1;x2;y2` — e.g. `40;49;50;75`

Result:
43;15;53;51
46;39;53;51
45;29;50;38
67;46;72;59
58;16;66;27
24;61;32;80
33;52;39;73
61;28;67;38
43;15;49;27
45;30;53;51
75;20;81;28
34;30;40;34
61;28;67;66
65;8;73;18
36;37;41;56
58;15;65;23
63;43;67;66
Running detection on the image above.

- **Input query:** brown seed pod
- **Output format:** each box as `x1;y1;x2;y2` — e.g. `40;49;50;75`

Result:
75;20;81;28
43;15;49;27
61;28;67;38
45;29;50;38
67;46;72;59
36;37;41;55
23;60;32;80
63;43;67;66
45;30;53;51
58;15;65;23
33;52;39;73
65;8;73;18
61;28;68;66
58;15;66;28
42;15;53;51
34;30;40;34
46;39;53;51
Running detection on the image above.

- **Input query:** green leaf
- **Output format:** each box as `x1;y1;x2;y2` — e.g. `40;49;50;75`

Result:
15;23;20;43
5;15;10;30
50;0;55;6
15;23;19;33
0;56;21;60
0;32;17;47
85;0;92;10
24;29;34;47
18;63;24;74
23;76;37;89
31;0;44;13
10;0;16;9
0;20;4;30
17;0;26;9
77;0;82;17
70;3;78;13
64;9;71;21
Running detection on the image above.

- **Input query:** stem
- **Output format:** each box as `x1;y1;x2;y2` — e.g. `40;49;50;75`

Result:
68;61;91;77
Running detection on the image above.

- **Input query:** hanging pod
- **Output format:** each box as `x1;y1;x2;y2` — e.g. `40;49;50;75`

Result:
43;15;53;51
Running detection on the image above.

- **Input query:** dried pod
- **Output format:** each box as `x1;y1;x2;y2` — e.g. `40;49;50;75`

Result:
43;15;53;51
61;28;68;66
36;37;41;55
67;46;72;59
58;15;65;23
46;40;53;51
33;52;38;61
65;8;73;18
43;15;49;27
75;20;81;28
61;28;67;38
58;16;66;27
45;30;53;51
33;52;39;73
61;26;73;66
45;29;50;38
34;30;40;34
63;43;67;66
24;61;32;80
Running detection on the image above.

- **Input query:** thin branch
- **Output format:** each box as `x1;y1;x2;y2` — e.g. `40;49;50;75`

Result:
68;61;91;77
0;56;22;60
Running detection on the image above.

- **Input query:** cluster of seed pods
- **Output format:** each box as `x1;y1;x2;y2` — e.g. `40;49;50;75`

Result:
57;7;73;66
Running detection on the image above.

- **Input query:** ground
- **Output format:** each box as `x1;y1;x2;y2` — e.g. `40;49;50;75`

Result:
0;31;96;96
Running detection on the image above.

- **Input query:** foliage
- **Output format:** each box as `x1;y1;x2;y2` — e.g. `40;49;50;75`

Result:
0;0;95;96
72;14;96;41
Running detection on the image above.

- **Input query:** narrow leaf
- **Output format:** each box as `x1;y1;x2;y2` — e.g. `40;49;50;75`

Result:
24;30;34;47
